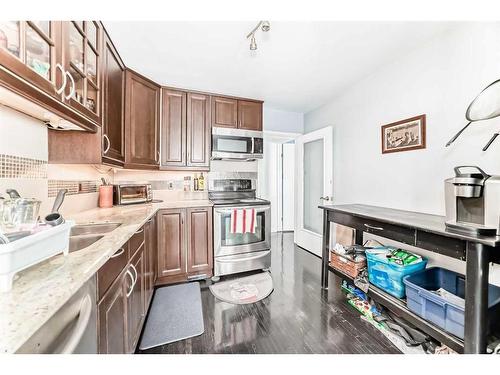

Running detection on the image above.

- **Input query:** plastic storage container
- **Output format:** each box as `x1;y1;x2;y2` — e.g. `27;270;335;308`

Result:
403;267;500;339
366;248;427;298
0;220;74;292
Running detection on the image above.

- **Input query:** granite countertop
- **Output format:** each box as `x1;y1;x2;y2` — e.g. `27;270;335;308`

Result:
320;203;500;247
0;198;213;353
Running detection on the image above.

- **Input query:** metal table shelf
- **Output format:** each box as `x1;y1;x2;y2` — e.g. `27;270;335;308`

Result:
320;203;500;354
328;265;464;353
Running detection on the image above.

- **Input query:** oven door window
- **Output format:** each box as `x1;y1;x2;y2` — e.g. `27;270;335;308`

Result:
213;135;252;154
221;211;266;246
120;186;147;201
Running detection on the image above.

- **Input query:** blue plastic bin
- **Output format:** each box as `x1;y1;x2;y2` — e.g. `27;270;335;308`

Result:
365;248;427;298
403;267;500;339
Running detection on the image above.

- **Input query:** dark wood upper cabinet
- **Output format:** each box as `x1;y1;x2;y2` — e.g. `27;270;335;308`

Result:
0;21;98;132
160;89;210;171
212;96;263;131
161;89;186;167
60;21;102;125
0;21;61;99
101;30;125;166
186;92;211;167
238;100;262;131
211;96;238;128
124;70;160;169
157;209;186;280
186;207;213;275
98;271;127;354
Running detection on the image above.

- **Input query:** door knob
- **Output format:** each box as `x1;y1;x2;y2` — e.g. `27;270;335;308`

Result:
320;196;330;201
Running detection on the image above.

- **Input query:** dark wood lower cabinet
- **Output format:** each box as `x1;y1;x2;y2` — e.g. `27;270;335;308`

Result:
144;217;156;308
98;271;127;354
97;209;212;353
97;219;157;354
156;207;213;286
127;244;145;353
187;207;213;276
157;208;186;281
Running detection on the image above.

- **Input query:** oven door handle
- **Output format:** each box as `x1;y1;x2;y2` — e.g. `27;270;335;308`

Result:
217;251;270;263
215;206;270;214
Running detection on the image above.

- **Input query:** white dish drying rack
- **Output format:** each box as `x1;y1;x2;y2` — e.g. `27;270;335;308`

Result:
0;221;74;292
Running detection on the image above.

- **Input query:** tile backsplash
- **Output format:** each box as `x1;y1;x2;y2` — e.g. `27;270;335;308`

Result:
0;154;47;179
48;179;100;197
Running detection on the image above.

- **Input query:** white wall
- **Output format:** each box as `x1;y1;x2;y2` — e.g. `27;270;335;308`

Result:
304;22;500;285
264;105;304;133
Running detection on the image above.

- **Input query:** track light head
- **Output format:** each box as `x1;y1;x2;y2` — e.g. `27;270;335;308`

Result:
250;34;257;50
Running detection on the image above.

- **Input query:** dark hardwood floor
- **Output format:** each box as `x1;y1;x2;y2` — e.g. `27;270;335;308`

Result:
139;232;400;354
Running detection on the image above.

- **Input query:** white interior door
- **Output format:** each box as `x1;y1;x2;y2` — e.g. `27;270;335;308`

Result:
294;127;333;256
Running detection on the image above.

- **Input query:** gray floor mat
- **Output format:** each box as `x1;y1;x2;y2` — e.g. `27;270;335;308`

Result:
139;282;204;350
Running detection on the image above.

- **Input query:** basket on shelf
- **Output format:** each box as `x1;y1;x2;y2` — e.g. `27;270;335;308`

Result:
330;251;366;279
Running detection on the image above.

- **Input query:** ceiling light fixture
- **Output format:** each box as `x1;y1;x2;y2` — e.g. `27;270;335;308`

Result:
250;35;257;50
246;21;270;51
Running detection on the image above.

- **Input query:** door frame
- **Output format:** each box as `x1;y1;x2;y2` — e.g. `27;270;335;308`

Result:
294;126;333;256
257;130;301;233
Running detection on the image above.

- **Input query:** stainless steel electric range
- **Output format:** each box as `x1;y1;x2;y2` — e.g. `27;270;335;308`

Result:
209;175;271;279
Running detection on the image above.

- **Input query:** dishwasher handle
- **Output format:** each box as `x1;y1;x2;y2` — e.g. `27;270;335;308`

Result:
59;294;93;354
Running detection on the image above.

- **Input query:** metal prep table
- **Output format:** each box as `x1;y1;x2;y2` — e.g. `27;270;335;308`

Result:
320;203;500;354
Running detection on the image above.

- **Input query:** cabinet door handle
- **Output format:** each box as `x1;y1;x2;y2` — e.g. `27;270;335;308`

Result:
126;270;134;297
130;264;138;284
320;196;330;201
64;71;76;100
103;134;111;154
135;228;144;234
110;247;125;259
55;64;67;95
364;223;384;231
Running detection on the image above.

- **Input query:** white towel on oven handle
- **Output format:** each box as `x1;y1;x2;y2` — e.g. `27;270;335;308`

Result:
230;208;257;234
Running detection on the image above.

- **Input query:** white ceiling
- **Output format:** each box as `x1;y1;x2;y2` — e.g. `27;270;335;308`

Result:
105;21;454;113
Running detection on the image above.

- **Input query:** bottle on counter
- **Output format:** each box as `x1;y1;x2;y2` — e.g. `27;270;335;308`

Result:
198;173;205;191
193;174;199;191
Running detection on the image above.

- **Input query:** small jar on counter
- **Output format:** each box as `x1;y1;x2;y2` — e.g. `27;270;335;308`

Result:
184;176;192;192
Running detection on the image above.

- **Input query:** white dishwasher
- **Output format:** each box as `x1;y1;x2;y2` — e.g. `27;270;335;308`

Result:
17;276;97;354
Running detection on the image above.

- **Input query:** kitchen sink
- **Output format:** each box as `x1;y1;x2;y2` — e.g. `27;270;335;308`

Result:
68;234;105;253
70;222;122;236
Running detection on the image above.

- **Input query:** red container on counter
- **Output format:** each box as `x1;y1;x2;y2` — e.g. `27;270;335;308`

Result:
99;185;113;208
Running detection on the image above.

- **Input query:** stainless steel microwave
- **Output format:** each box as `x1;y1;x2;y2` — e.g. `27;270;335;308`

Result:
113;183;152;205
211;127;263;161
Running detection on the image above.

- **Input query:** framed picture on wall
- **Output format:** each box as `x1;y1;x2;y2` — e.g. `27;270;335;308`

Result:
381;114;426;154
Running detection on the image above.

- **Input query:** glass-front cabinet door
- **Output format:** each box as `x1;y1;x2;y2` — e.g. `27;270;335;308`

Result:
61;21;101;123
0;21;63;98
